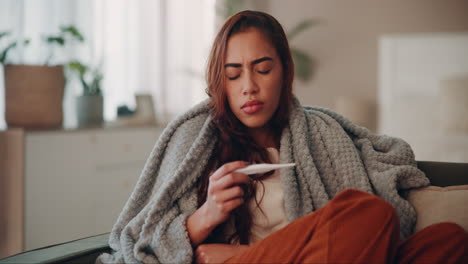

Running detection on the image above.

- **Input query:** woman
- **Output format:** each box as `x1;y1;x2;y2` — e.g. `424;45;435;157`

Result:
97;11;467;264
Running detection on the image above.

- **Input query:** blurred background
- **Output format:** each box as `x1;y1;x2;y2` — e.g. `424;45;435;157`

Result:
1;0;467;259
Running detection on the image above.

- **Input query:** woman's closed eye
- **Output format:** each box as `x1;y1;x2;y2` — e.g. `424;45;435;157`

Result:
228;74;240;80
226;68;241;80
227;70;269;80
255;61;273;75
225;63;273;80
257;69;271;74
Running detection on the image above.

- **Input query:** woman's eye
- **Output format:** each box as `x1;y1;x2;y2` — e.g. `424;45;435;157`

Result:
225;68;240;80
258;69;271;74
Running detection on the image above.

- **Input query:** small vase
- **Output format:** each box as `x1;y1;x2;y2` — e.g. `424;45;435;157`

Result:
75;95;104;127
135;94;156;124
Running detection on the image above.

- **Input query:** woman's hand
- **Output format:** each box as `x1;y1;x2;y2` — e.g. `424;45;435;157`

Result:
201;161;250;230
195;243;250;264
186;161;249;247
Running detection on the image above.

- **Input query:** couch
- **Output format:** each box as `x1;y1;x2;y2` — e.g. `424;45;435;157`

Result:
0;160;467;264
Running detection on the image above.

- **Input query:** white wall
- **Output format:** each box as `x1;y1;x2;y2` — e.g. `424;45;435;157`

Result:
378;33;468;162
255;0;468;131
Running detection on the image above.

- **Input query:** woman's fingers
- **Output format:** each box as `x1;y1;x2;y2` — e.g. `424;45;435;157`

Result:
222;198;244;212
201;161;249;228
210;161;247;181
195;250;205;264
211;186;244;204
214;173;250;192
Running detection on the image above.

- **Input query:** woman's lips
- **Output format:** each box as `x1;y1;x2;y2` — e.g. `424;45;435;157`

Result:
241;101;264;114
242;104;263;114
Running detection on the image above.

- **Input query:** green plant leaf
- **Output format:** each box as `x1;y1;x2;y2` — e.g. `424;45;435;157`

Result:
287;19;319;40
61;25;85;42
68;60;90;93
291;47;314;82
47;36;65;46
0;42;16;64
89;71;103;95
67;61;88;77
80;76;90;94
0;39;30;64
0;31;11;40
68;61;104;95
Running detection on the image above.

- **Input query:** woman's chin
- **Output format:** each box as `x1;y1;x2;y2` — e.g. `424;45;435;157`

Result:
240;118;269;129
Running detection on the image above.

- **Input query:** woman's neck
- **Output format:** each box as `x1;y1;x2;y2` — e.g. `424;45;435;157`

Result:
248;126;279;149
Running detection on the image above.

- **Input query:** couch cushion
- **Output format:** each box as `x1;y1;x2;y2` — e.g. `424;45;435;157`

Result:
408;185;468;232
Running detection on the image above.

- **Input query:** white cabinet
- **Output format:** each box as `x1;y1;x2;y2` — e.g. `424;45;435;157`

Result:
0;125;163;258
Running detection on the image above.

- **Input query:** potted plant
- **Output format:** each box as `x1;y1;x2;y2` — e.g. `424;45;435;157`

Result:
0;25;84;128
67;61;104;127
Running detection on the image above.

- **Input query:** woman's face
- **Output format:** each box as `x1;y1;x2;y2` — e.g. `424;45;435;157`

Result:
224;28;283;129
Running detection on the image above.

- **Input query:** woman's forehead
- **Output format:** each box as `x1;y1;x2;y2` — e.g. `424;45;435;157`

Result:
225;28;277;63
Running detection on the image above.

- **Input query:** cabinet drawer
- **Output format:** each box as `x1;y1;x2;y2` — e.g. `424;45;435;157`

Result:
23;126;163;251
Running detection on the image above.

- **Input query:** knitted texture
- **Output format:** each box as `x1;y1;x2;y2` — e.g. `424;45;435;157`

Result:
96;97;429;264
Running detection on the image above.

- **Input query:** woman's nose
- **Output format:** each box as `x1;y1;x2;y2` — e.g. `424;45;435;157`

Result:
242;72;259;95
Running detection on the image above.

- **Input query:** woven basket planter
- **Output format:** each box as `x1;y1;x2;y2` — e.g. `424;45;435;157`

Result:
4;65;65;128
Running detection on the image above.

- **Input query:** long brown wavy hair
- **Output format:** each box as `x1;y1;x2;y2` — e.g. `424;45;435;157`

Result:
197;10;295;245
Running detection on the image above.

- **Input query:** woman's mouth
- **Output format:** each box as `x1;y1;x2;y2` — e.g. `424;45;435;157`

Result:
241;100;264;114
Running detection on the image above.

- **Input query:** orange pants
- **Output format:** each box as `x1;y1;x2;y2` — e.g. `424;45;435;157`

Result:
224;189;467;263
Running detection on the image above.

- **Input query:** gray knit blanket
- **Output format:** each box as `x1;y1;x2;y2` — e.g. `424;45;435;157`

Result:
96;97;430;264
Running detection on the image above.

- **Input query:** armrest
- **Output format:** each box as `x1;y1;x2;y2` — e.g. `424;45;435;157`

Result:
0;233;111;264
417;160;468;187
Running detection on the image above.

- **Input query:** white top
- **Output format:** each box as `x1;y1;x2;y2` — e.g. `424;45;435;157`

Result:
226;147;289;245
248;147;290;244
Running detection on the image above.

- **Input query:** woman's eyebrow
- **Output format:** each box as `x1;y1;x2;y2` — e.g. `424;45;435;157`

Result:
224;63;242;68
251;57;273;65
224;57;273;68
